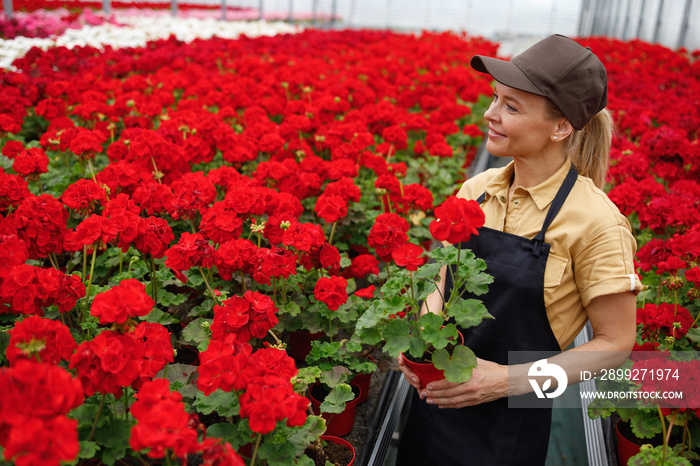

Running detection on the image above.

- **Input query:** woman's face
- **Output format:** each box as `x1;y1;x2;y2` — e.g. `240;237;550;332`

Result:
484;82;561;159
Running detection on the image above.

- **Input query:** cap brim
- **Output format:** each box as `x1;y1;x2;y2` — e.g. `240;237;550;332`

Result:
470;55;546;97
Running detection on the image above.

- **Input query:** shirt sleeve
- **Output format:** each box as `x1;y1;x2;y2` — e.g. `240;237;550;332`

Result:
574;221;643;308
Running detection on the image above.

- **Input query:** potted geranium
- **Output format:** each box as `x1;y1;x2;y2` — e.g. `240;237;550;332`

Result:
354;195;493;388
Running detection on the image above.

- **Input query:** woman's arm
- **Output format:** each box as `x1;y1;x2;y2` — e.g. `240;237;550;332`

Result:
412;291;637;408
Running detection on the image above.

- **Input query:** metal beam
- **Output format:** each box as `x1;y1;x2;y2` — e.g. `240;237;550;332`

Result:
622;0;633;39
677;0;693;49
636;0;647;39
653;0;665;43
3;0;12;18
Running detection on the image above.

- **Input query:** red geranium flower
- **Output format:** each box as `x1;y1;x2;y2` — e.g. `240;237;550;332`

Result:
60;179;107;215
314;193;348;223
429;196;485;244
90;279;154;325
368;213;410;261
12;148;49;180
6;316;77;365
391;242;426;271
314;275;348;311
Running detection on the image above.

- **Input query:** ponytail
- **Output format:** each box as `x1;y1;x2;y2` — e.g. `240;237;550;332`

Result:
546;100;613;190
565;109;613;190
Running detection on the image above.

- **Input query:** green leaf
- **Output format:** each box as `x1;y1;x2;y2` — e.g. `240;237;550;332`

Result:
94;418;131;465
319;384;354;414
630;409;663;439
354;304;384;345
447;298;493;329
382;318;411;357
78;441;100;459
432;345;476;384
194;389;240;418
205;422;239;444
257;439;298;466
181;318;212;346
407;336;428;359
141;308;179;325
414;261;443;282
157;289;188;307
418;313;457;350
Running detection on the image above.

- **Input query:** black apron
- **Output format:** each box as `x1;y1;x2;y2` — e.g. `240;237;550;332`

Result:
397;165;578;466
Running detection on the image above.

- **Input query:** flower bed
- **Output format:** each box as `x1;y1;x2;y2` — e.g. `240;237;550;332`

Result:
0;28;494;465
0;24;698;465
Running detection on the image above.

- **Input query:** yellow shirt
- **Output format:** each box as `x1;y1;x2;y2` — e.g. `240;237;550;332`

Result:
456;160;643;350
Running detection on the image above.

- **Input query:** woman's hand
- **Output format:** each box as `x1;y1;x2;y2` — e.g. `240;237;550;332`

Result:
397;353;422;391
417;358;509;409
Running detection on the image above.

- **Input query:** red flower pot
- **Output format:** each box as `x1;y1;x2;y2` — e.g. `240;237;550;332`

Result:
349;356;376;404
402;331;464;390
286;331;323;362
308;382;362;437
616;420;641;466
320;435;355;466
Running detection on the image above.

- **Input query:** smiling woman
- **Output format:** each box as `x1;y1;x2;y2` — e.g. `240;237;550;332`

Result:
397;34;642;466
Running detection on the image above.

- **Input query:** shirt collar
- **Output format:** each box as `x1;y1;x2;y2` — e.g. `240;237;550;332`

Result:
484;160;573;211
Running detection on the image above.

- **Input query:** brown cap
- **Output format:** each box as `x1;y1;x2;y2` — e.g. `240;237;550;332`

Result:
470;34;608;130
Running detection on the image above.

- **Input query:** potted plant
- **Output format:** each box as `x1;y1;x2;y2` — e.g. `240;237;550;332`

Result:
354;195;494;388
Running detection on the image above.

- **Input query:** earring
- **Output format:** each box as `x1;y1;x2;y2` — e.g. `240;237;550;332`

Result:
553;136;558;140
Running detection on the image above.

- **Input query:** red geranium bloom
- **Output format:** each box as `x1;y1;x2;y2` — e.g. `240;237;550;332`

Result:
90;279;154;325
215;238;258;281
60;179;107;215
637;303;694;342
282;222;326;252
134;216;174;259
68;214;118;251
314;275;348;311
343;254;380;279
197;339;253;395
368;213;410;261
14;194;68;258
199;200;244;245
165;232;216;273
314;193;348;223
68;127;105;160
12;148;49;180
686;267;700;286
129;378;201;460
6;316;77;365
429;196;485;244
355;285;376;298
132;182;175;215
391;242;426;271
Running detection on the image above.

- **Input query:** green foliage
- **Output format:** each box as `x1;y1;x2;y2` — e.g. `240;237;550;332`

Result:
194;389;240;418
629;445;693;466
432;345;477;383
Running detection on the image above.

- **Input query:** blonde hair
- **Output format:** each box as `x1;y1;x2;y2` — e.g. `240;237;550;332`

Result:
547;104;613;190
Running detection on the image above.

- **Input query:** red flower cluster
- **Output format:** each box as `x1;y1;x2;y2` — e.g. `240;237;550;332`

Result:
210;290;279;343
197;343;308;435
69;323;173;398
129;378;202;460
313;275;348;311
0;264;85;316
636;303;694;342
429;195;485;244
0;359;84;466
6;316;77;365
90;278;155;325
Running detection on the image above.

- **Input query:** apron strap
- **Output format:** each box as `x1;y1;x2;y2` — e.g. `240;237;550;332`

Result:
473;164;579;257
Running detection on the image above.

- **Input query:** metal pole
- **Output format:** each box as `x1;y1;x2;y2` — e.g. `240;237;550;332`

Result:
548;0;557;35
311;0;317;25
288;0;293;22
171;0;177;17
622;0;633;39
613;0;625;36
259;0;263;20
636;0;647;39
102;0;111;15
333;0;339;25
677;0;693;49
221;0;226;21
577;0;591;37
3;0;12;19
604;0;616;36
652;0;664;43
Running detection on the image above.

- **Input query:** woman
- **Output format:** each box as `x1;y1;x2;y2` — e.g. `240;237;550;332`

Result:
396;34;642;465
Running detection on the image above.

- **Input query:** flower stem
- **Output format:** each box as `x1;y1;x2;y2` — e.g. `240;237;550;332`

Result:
82;247;98;323
328;221;338;245
239;270;247;293
47;253;59;271
250;433;263;465
199;267;221;305
151;255;158;308
658;406;668;463
88;393;107;442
